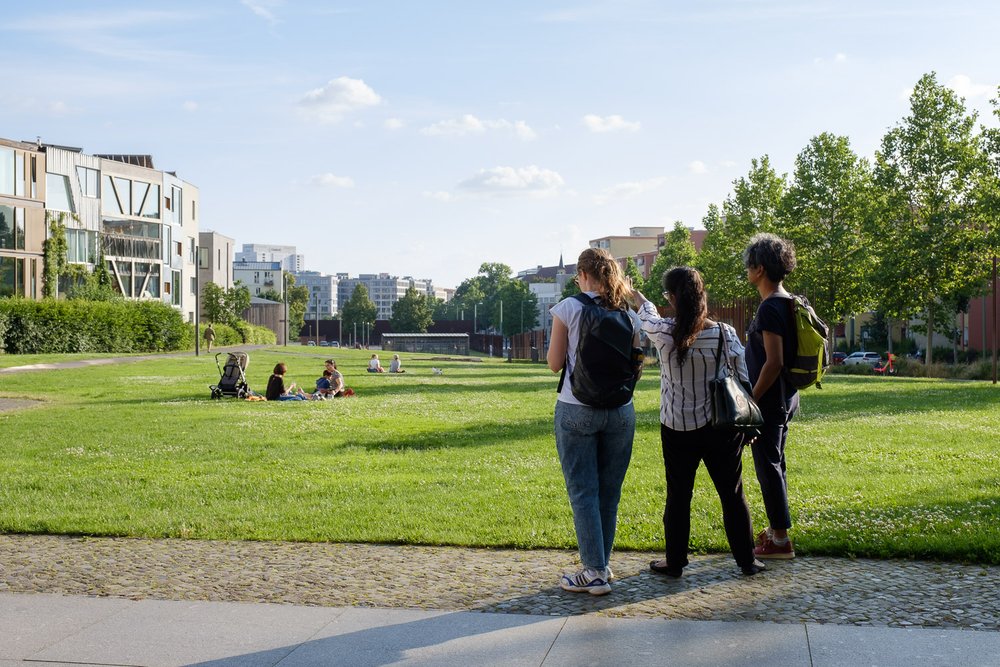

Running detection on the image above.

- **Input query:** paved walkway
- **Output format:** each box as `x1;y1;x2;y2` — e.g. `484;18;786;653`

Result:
2;536;1000;666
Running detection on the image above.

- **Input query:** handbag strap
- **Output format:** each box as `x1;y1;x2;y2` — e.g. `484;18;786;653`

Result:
713;325;735;379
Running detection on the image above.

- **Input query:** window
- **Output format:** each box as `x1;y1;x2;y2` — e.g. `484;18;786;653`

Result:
0;147;14;196
46;173;75;212
30;156;37;198
15;153;24;197
0;256;21;297
191;199;196;220
198;246;208;269
76;166;100;197
114;177;131;215
132;181;160;218
171;271;181;305
190;276;197;295
0;205;25;250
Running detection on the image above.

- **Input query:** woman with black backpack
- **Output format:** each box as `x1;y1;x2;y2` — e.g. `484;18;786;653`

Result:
547;247;641;596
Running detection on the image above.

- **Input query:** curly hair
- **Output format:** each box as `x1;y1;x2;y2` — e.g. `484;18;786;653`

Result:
743;233;796;283
663;266;708;365
576;247;629;310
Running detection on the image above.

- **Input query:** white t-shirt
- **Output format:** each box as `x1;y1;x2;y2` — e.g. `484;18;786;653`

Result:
369;358;380;370
550;292;641;406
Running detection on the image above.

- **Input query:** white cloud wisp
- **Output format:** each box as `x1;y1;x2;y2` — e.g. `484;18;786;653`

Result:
298;76;382;123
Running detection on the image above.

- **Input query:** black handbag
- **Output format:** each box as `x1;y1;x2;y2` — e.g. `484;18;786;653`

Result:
709;327;764;432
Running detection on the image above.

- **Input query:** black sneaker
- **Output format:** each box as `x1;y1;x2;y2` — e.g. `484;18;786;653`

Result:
741;559;767;576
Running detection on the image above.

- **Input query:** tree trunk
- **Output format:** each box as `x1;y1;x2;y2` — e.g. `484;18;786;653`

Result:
925;307;934;365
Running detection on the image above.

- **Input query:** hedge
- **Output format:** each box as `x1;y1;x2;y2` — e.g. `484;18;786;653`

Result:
0;299;274;354
196;322;276;347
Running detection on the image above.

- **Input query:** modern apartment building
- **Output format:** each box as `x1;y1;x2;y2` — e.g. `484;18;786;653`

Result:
0;138;44;299
589;226;663;259
233;260;281;298
1;138;200;318
236;243;303;272
292;270;339;318
337;273;440;320
198;231;235;291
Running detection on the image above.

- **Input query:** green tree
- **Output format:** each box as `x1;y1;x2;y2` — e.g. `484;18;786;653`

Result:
873;72;994;364
644;221;698;306
623;256;644;289
42;213;68;298
561;275;580;299
496;280;539;335
391;287;435;332
201;281;250;326
341;283;377;340
782;132;875;329
285;272;309;339
697;157;787;301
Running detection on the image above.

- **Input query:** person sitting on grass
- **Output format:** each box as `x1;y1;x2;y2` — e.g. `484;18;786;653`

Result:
368;354;385;373
389;354;406;373
314;369;335;398
266;363;310;401
324;359;354;397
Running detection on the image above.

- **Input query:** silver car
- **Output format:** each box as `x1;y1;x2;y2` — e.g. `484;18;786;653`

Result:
843;351;882;366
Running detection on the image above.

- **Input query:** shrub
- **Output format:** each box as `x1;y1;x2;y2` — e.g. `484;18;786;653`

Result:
0;308;8;353
0;298;190;353
195;322;275;348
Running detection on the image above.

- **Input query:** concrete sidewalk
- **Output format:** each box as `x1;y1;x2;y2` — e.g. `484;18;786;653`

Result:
3;592;999;667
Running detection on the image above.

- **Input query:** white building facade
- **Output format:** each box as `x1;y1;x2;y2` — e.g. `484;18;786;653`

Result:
292;270;339;318
236;243;303;272
233;260;282;297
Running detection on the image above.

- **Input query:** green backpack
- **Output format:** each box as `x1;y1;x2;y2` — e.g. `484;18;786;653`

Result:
783;295;830;389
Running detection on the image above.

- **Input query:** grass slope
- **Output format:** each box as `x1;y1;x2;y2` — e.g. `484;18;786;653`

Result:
1;347;998;562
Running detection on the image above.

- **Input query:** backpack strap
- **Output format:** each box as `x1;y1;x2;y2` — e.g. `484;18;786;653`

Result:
557;292;595;394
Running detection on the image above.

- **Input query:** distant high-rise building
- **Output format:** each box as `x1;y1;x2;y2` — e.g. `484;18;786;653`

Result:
292;270;339;318
236;243;303;272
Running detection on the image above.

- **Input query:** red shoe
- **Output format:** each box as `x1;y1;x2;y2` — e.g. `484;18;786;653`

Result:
754;528;771;547
754;535;794;559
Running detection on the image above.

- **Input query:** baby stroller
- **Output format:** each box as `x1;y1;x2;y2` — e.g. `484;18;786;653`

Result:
210;352;251;399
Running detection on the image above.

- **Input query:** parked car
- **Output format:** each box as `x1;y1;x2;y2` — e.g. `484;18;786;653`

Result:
832;351;847;365
329;341;340;347
843;351;882;367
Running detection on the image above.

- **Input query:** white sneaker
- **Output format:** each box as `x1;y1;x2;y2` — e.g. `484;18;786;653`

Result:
560;568;611;595
604;565;615;581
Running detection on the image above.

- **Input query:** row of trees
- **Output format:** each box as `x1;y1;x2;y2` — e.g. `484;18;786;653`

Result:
635;72;999;364
329;262;542;337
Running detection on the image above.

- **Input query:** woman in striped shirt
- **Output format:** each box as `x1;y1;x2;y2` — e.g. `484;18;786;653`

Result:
630;266;765;578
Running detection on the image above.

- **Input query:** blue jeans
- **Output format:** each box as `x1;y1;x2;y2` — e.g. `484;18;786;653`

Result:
554;400;636;570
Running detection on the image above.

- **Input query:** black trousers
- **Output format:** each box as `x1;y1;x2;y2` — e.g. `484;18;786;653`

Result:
661;423;756;570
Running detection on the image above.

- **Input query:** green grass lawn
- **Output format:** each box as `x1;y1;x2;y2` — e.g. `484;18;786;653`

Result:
1;347;998;563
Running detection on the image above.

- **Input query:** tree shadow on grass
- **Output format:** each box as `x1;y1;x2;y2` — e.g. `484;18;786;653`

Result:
348;415;557;452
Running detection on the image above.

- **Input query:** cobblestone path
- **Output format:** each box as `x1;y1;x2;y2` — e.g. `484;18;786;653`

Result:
2;535;997;631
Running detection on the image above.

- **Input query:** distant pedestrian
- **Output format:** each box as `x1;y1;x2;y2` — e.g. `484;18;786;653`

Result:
630;267;765;578
744;233;800;559
547;247;640;596
203;323;216;352
368;354;385;373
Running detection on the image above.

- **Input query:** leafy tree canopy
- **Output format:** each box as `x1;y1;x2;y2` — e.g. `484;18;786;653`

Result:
390;287;435;332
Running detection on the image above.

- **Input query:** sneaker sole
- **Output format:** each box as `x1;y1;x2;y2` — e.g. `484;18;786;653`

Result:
755;551;795;560
559;580;612;595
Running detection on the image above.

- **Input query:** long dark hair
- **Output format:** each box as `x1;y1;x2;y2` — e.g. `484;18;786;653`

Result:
663;266;708;365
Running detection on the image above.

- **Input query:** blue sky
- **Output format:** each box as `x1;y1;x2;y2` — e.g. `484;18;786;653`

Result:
3;1;999;288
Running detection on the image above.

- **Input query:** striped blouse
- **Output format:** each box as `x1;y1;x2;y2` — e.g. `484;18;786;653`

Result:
637;300;751;431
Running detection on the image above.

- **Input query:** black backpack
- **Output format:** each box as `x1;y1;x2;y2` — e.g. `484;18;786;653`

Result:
558;293;639;409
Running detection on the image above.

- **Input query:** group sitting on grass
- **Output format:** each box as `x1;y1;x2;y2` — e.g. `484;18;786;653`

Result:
265;360;353;401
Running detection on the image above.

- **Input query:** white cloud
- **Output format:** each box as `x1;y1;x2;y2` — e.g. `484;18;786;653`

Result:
308;173;355;188
688;160;708;174
298;76;382;123
422;191;454;202
384;117;404;130
947;74;995;99
835;52;848;62
181;100;198;112
242;0;283;23
420;114;536;140
582;114;640;133
457;165;564;195
593;177;668;205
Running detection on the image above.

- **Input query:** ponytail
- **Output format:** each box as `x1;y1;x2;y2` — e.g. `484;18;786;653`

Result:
663;267;708;365
576;248;629;310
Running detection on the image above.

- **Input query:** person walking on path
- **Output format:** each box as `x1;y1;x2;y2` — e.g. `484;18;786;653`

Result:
547;248;641;596
203;323;216;352
630;267;765;578
743;233;800;559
